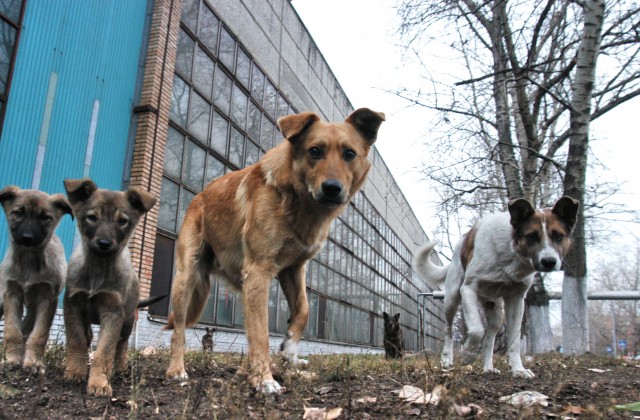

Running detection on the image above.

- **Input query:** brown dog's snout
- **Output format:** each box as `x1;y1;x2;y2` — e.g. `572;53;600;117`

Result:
321;180;343;198
97;238;113;251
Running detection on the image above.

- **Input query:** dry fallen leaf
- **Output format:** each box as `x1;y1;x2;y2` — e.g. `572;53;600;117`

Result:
455;403;483;416
499;391;549;407
561;404;586;415
355;396;377;404
303;407;343;420
398;384;445;405
587;368;609;373
317;385;334;395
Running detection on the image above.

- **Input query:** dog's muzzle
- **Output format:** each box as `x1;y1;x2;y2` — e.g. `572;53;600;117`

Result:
315;179;346;206
90;238;118;256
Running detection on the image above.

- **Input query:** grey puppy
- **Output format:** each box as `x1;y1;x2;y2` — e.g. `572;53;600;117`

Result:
0;186;72;373
62;179;156;397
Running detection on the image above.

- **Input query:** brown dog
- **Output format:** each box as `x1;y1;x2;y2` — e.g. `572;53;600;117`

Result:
202;327;214;352
0;186;72;373
165;108;385;393
62;179;156;397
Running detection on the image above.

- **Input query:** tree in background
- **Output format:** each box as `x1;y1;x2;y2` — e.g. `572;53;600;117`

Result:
396;0;640;354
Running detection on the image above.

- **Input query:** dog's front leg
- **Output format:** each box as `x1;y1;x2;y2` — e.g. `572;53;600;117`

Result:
481;299;504;374
23;284;57;374
243;262;281;394
278;264;309;366
63;292;90;381
459;284;484;364
504;295;534;379
88;294;124;397
2;283;25;366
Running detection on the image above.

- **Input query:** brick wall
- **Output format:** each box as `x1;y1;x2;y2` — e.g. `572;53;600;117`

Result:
128;0;183;300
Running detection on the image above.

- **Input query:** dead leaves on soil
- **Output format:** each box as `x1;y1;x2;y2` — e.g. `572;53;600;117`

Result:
396;384;483;416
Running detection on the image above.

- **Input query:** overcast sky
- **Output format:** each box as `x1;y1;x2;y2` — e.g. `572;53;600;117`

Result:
291;0;640;256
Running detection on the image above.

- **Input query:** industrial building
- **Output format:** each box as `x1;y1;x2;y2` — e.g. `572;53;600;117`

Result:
0;0;443;354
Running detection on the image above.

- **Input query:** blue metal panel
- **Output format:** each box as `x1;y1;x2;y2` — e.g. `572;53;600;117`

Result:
0;1;149;257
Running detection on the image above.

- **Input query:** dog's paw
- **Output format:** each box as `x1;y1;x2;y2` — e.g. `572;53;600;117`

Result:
281;335;307;366
256;379;284;394
64;367;88;382
88;375;113;397
5;353;23;367
23;355;45;376
483;367;501;375
166;367;189;380
512;368;535;379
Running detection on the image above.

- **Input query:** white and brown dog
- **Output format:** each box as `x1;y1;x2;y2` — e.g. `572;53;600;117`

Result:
414;197;579;378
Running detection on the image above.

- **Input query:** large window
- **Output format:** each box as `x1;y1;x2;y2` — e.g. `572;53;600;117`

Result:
0;0;25;135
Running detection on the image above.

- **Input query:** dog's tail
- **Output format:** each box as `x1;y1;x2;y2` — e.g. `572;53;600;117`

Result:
138;294;167;308
163;274;212;331
413;241;448;291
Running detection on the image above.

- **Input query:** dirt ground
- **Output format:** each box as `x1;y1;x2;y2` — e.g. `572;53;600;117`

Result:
0;346;639;419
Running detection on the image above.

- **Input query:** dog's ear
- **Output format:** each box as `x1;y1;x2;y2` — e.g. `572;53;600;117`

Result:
0;185;19;207
345;108;386;145
383;311;389;320
64;179;97;205
552;196;580;232
508;198;535;230
277;111;320;144
50;194;74;220
394;313;401;321
126;188;157;214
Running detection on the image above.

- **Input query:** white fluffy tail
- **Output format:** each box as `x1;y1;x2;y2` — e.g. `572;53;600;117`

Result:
413;242;448;291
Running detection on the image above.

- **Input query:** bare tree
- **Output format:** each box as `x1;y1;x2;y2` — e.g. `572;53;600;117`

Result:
396;0;640;354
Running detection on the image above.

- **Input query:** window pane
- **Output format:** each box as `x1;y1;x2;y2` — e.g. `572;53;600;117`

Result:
0;21;17;95
244;139;259;167
264;80;277;118
268;282;278;332
205;155;225;184
200;278;217;324
260;114;274;150
158;178;179;232
219;27;235;70
178;188;195;231
183;140;206;191
306;292;318;338
180;0;199;32
170;76;189;127
216;283;235;326
0;0;22;22
210;112;228;156
213;66;231;113
276;94;289;120
229;127;244;167
250;65;265;104
236;48;250;88
175;30;194;80
193;47;214;99
198;4;219;54
247;101;261;141
188;91;210;143
163;127;184;179
230;84;247;128
234;294;244;327
276;287;289;334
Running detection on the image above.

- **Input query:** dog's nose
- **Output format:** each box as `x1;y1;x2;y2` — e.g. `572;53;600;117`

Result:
97;239;112;251
540;257;557;270
20;232;36;245
321;180;343;198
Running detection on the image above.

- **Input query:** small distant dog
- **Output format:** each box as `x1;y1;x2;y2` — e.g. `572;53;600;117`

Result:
0;186;72;373
413;197;579;378
383;312;404;359
202;327;214;352
62;179;156;397
165;108;385;393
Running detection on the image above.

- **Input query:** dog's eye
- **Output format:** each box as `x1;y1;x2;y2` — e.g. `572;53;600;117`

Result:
551;231;565;242
525;232;539;244
343;149;357;162
11;208;25;217
117;218;129;227
308;147;323;159
40;214;53;222
86;214;97;223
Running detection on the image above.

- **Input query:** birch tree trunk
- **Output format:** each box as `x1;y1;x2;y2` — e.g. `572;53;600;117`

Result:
562;0;606;355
